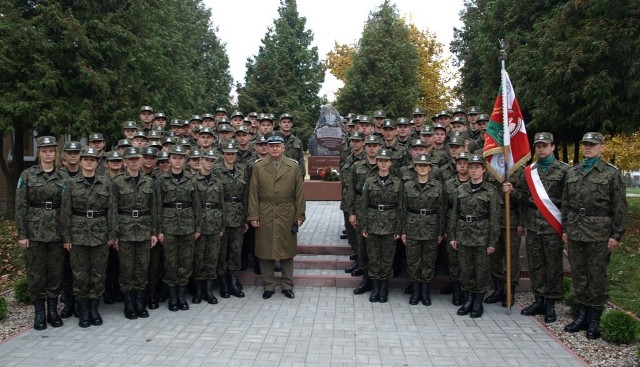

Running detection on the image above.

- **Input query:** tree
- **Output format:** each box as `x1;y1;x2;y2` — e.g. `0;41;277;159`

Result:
336;1;419;118
325;42;357;84
237;0;325;148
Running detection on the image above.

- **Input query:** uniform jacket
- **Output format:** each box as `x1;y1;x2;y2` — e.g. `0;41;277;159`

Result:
444;176;467;236
401;178;446;240
284;133;305;176
450;180;499;248
195;172;225;235
339;150;365;212
347;160;378;216
156;171;201;235
487;167;525;229
111;172;158;241
213;162;248;228
361;174;403;235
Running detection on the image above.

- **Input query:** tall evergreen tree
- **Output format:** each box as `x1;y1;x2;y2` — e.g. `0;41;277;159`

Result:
237;0;324;147
336;1;419;118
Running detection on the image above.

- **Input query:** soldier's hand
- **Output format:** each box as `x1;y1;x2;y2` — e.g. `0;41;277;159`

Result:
150;236;158;248
487;246;496;255
608;238;619;251
437;235;443;244
18;239;29;249
158;233;164;243
362;231;368;239
517;225;525;237
251;220;260;228
243;223;249;233
401;234;407;244
64;243;72;251
450;240;458;250
219;231;224;237
194;232;201;240
502;182;513;193
393;234;400;241
297;220;304;227
562;232;568;244
349;214;357;228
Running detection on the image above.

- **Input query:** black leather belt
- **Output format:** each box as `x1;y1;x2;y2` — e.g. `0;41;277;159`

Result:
30;201;61;210
202;202;220;209
459;214;489;222
224;197;241;203
369;204;395;211
73;209;107;218
118;209;150;217
408;208;437;215
163;202;192;209
572;208;611;217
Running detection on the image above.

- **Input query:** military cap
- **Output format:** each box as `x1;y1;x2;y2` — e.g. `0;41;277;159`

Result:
412;107;426;116
346;119;356;126
580;132;604;144
190;115;202;122
266;131;285;144
36;136;57;148
455;152;471;161
147;141;162;150
534;132;554;144
201;149;218;159
279;113;293;121
178;138;191;147
381;119;395;129
217;117;230;125
448;136;465;146
168;145;187;156
413;154;434;165
364;135;382;145
431;114;439;122
231;110;244;119
88;133;104;142
467;106;481;115
165;131;177;138
199;127;214;136
437;110;451;118
189;149;202;159
255;135;269;144
243;117;251;125
468;154;485;164
452;131;470;140
267;113;275;121
123;147;142;159
170;119;183;127
147;130;162;139
106;151;123;161
376;149;392;160
433;123;446;132
451;117;467;126
217;123;233;133
411;139;427;148
151;125;164;132
248;112;258;117
123;120;138;129
235;125;250;134
80;147;99;158
349;132;365;141
117;139;132;148
142;147;158;157
215;107;227;114
351;115;361;123
396;117;410;125
157;151;170;161
257;113;269;121
221;142;239;152
182;120;190;126
140;106;153;113
358;115;372;124
420;125;434;135
133;131;148;140
453;107;466;116
477;114;490;122
153;112;167;120
373;110;386;118
162;137;175;145
64;141;82;151
202;113;214;120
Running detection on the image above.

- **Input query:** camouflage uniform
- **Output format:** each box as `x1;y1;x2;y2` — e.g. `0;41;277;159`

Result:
443;175;467;287
347;160;378;275
284;133;305;176
340;148;365;258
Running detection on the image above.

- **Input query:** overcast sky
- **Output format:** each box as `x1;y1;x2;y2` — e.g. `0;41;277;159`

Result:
203;0;464;100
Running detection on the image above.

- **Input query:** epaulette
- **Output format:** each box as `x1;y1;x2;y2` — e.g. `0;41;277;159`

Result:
606;162;620;171
558;161;570;167
255;158;264;163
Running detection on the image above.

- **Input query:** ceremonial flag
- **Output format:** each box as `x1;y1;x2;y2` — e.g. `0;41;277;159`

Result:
483;72;531;182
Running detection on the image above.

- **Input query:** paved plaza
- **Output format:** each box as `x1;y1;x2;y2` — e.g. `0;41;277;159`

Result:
0;202;586;367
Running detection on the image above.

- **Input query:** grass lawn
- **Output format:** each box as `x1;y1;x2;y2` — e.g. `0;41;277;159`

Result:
627;187;640;196
608;197;640;315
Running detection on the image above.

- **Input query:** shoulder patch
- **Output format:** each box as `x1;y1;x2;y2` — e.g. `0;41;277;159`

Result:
17;177;24;189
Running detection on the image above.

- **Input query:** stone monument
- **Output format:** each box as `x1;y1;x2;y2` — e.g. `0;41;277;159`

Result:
307;104;344;179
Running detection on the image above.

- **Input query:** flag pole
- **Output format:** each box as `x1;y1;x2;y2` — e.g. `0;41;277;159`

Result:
499;39;512;314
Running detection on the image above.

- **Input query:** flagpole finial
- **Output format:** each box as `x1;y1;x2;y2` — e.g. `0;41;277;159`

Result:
499;39;508;62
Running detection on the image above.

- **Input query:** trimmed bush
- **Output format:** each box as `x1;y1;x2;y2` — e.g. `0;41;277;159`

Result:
12;278;31;304
564;291;579;317
599;309;640;344
0;296;7;320
563;277;572;297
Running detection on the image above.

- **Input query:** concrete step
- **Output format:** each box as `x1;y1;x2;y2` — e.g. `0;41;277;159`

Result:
297;243;353;255
293;254;353;270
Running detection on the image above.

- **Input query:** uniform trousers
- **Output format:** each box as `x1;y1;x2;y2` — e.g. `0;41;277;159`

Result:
193;234;221;280
163;234;194;286
219;226;244;275
70;244;108;299
526;232;564;299
366;233;396;280
568;240;610;308
24;240;64;299
405;238;438;282
259;258;294;291
458;245;491;293
489;228;520;285
118;240;149;291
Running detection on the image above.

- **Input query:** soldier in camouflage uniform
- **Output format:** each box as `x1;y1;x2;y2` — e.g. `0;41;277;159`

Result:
16;136;67;330
234;126;255;171
401;154;446;306
340;132;366;274
420;126;449;169
361;149;403;303
214;141;249;299
504;132;568;323
87;133;108;177
561;132;627;339
278;114;306;177
156;145;202;312
103;151;124;305
449;154;499;318
380;119;411;174
61;147;117;328
111;147;158;319
440;136;466;181
466;106;481;141
193;149;225;305
410;108;427;140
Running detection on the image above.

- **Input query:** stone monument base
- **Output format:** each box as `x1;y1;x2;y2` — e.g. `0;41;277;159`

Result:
304;181;342;201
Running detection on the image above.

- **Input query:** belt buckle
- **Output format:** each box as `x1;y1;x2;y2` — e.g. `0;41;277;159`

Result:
231;197;239;203
176;203;183;210
378;205;384;212
465;215;473;223
44;202;53;210
578;208;586;216
132;210;139;218
205;203;212;210
419;209;427;216
86;210;94;219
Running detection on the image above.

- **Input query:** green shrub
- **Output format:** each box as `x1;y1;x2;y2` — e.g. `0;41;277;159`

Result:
0;297;7;320
599;309;640;344
637;344;640;361
563;278;572;297
12;277;31;304
564;291;578;317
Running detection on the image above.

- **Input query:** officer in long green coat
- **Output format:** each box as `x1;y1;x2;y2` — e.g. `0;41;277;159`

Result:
561;132;627;339
16;136;67;330
248;132;305;300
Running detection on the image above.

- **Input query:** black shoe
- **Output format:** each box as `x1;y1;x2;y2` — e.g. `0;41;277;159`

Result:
586;307;603;339
168;286;179;312
274;264;282;273
457;291;474;316
420;282;431;306
78;298;91;328
470;292;485;318
262;291;274;299
485;278;505;304
219;274;230;298
369;280;380;303
203;280;218;305
544;299;557;323
502;285;516;307
451;281;463;306
378;280;389;303
228;273;245;298
282;290;295;299
521;295;545;316
342;229;347;235
350;268;364;277
564;304;589;332
349;253;357;261
408;282;420;305
33;299;47;330
123;291;138;320
177;285;189;310
353;272;372;295
191;280;203;304
89;298;103;326
439;282;453;295
134;290;149;318
344;259;359;273
147;284;159;310
339;234;348;239
46;298;63;327
59;289;74;319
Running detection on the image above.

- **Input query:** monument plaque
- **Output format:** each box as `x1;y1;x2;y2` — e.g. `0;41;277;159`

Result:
307;104;344;179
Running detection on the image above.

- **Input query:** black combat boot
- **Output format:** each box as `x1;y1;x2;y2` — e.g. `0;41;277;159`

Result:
33;299;47;330
408;282;420;305
78;298;91;328
134;290;149;318
228;273;245;298
544;299;557;323
344;258;359;274
177;285;189;310
421;282;431;306
378;280;389;303
564;304;589;332
502;285;516;307
484;278;504;304
123;291;138;320
89;298;103;326
167;286;179;312
60;288;74;319
521;295;545;316
369;279;381;303
353;272;372;295
191;280;203;304
586;307;603;339
470;292;486;318
203;280;218;304
46;298;63;327
457;291;474;316
219;274;230;298
351;267;364;277
451;281;463;306
147;283;159;310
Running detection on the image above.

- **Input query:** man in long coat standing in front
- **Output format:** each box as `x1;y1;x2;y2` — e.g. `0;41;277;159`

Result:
248;131;306;299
